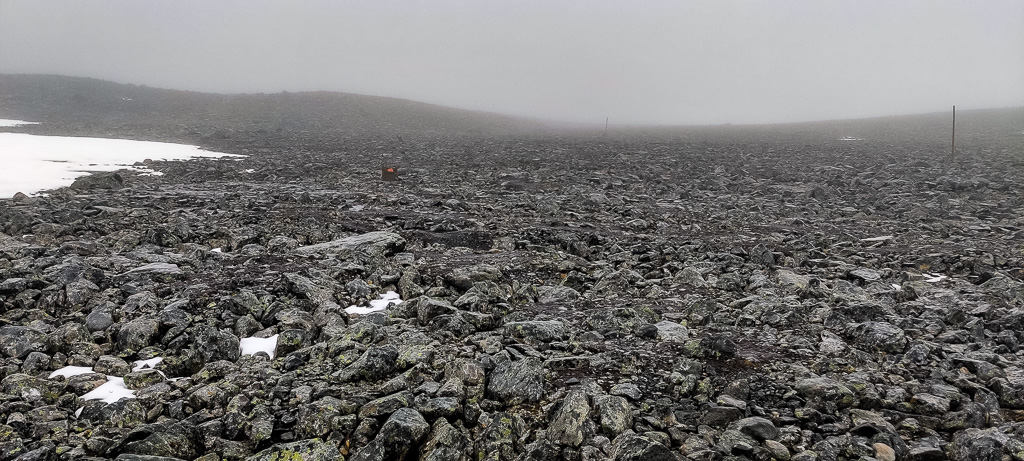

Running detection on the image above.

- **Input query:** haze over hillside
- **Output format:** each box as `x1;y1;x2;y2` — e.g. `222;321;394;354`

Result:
2;1;1022;125
0;74;546;142
2;74;1022;154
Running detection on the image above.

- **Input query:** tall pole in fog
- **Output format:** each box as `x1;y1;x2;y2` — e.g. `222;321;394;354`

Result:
604;117;609;136
951;105;955;162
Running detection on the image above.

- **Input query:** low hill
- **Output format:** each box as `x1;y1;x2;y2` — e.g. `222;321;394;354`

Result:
0;74;545;149
1;74;1021;154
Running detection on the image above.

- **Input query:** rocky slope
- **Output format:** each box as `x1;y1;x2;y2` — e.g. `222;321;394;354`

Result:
1;77;1024;460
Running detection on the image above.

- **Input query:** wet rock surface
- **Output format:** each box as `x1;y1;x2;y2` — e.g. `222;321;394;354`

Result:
1;77;1024;459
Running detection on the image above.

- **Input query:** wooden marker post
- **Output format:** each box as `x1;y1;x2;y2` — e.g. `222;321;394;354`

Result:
951;105;956;162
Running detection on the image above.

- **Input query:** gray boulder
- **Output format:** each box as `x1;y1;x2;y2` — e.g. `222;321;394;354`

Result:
351;408;430;461
190;326;241;364
610;433;675;461
294;231;405;258
594;395;634;436
548;390;592;447
0;326;48;358
794;377;857;407
421;418;471;461
487;358;544;405
70;172;123;190
848;321;907;353
126;263;183;276
728;416;779;441
117;421;201;460
948;428;1010;461
333;346;398;383
247;438;341;461
504;320;568;343
653;321;688;342
536;285;580;303
117;319;161;354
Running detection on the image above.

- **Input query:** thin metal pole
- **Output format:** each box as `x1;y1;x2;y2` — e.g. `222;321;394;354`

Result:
951;105;955;162
605;117;609;136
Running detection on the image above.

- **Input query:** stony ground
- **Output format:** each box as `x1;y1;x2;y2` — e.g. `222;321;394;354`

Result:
1;98;1024;460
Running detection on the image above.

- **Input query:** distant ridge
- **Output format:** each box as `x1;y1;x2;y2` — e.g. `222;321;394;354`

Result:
1;74;1021;150
0;74;546;144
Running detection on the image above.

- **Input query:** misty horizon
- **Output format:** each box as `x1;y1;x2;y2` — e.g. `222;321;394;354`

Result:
2;1;1023;125
4;71;1023;129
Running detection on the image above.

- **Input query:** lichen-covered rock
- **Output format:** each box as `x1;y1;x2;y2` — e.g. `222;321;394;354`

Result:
70;172;123;190
795;377;857;407
351;408;430;461
547;389;592;447
536;285;580;303
117;421;202;459
98;398;146;428
486;358;544;405
190;326;241;364
475;412;520;461
296;396;357;438
848;321;908;353
421;418;472;461
123;369;164;390
504;320;567;343
610;433;675;461
0;326;48;358
728;416;779;441
358;391;414;419
333;346;398;383
293;231;405;258
948;428;1010;461
653;320;688;342
416;297;458;325
594;395;634;437
247;438;341;461
116;318;161;354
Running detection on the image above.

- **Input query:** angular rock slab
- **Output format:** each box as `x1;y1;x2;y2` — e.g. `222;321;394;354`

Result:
294;231;405;258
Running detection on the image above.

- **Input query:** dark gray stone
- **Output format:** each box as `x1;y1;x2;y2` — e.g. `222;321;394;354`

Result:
487;358;544;405
548;390;592;447
0;326;48;359
247;438;341;461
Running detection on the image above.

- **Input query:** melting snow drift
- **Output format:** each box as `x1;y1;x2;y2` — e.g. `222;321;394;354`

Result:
133;357;164;371
81;376;135;404
50;365;137;405
49;366;96;379
0;119;38;127
240;335;280;360
0;133;241;197
346;291;403;315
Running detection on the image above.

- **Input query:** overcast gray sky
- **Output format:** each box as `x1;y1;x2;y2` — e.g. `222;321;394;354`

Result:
1;0;1022;124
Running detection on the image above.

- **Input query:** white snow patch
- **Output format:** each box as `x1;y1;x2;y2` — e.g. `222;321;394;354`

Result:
242;168;255;173
80;376;135;404
74;407;84;418
133;357;163;372
240;335;279;360
925;273;947;283
839;136;864;141
861;235;893;242
0;119;38;127
48;366;96;379
133;166;165;177
211;247;222;253
891;283;902;291
0;133;242;197
350;204;365;211
345;291;403;315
